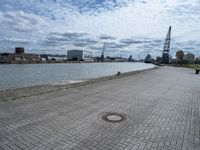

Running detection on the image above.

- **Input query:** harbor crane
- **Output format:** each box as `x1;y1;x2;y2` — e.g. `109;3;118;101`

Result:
162;26;172;63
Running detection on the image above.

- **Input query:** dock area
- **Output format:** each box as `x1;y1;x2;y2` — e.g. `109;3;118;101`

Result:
0;67;200;150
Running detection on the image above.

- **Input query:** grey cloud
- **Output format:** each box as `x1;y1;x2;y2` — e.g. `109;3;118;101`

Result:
67;0;134;14
49;32;89;41
120;38;152;45
173;41;200;53
103;41;116;45
118;50;132;54
71;38;98;47
45;36;69;43
182;47;196;51
148;43;161;47
99;34;116;40
153;40;162;43
43;32;99;48
62;32;89;39
170;2;200;17
76;38;98;45
1;38;31;44
120;39;143;44
0;11;45;33
107;43;128;49
73;42;89;47
98;41;129;49
0;0;136;16
88;46;103;51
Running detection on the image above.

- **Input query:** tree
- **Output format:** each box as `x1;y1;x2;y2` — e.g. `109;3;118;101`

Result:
195;57;200;64
176;50;184;64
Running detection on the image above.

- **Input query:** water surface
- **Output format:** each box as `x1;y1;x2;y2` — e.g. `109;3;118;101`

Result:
0;63;155;90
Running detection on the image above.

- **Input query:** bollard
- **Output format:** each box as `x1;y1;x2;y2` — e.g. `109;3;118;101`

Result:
117;71;121;75
195;69;199;74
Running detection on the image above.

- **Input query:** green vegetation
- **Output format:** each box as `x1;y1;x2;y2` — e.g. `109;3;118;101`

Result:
182;64;200;69
176;50;184;64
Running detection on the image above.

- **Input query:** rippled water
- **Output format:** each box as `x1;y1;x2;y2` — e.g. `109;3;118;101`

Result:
0;62;155;90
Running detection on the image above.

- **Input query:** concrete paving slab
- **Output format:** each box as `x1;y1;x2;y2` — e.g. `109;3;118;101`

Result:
0;66;200;150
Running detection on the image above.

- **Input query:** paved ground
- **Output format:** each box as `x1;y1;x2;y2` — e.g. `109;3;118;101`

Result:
0;66;200;150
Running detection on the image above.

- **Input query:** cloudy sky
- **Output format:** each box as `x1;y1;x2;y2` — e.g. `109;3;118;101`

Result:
0;0;200;58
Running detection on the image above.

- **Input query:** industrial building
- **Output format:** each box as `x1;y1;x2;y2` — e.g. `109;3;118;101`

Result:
183;53;195;64
0;47;40;64
67;50;93;61
144;54;154;63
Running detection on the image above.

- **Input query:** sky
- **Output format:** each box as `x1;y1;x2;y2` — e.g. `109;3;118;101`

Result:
0;0;200;58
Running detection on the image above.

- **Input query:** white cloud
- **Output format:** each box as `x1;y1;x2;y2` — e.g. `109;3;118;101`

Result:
0;11;46;32
0;0;199;57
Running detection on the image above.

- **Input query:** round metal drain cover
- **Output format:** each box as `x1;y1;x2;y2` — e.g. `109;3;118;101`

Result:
102;112;126;123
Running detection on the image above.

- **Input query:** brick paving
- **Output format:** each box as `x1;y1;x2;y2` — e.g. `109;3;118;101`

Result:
0;66;200;150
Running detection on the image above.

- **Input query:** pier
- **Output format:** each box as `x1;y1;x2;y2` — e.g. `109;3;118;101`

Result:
0;66;200;150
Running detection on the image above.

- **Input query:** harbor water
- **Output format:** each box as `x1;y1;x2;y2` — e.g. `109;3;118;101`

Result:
0;62;155;90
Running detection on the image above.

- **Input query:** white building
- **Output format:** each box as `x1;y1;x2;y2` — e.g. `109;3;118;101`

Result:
67;50;93;61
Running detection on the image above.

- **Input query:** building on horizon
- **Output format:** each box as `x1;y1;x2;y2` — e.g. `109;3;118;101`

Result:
144;54;154;63
183;53;195;64
15;47;25;54
67;50;93;61
195;56;200;64
0;47;40;64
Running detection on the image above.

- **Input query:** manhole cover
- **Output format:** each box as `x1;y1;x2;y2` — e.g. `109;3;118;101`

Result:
102;112;126;123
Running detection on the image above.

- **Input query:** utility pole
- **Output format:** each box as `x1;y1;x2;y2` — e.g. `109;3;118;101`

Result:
101;43;105;62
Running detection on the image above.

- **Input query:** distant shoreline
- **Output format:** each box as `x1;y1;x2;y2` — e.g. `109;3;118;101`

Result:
0;61;139;64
